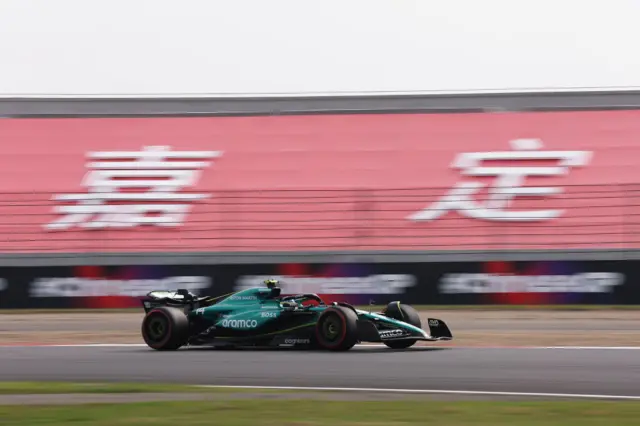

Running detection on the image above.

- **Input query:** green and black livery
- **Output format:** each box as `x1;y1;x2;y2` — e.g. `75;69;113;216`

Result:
140;279;453;351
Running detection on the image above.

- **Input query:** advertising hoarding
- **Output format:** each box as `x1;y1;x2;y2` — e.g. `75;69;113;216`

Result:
0;260;636;309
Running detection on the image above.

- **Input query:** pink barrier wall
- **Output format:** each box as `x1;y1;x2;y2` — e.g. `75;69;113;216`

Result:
0;110;639;253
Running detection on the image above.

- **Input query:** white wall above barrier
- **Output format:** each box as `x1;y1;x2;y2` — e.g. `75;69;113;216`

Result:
1;0;639;98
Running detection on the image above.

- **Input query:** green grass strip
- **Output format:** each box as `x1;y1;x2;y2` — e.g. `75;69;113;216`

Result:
0;400;639;425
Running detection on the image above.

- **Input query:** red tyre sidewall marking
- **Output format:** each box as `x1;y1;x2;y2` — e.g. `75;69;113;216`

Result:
315;309;347;349
143;309;173;349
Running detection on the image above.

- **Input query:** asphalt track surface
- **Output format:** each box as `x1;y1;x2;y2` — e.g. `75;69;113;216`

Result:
0;344;638;398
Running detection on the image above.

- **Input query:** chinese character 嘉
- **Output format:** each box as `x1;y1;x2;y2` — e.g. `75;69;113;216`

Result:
45;146;222;230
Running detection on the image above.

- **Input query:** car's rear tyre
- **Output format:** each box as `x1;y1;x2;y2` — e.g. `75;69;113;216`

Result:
314;306;359;351
382;302;421;349
141;307;189;350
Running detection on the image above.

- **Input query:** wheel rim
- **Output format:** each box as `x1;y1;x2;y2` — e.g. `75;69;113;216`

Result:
145;314;168;342
321;313;342;342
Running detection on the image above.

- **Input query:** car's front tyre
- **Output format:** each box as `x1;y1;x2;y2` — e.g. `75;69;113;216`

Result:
382;302;421;349
314;306;359;351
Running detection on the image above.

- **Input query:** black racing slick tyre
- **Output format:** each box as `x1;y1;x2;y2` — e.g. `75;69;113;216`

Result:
314;306;359;351
382;302;421;349
141;307;189;350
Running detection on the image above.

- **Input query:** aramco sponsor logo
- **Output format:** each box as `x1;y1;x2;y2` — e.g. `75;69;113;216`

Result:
222;319;258;328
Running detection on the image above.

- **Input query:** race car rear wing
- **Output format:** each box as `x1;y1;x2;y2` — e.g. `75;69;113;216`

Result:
140;289;217;314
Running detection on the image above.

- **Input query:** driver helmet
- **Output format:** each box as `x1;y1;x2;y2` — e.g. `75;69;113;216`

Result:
264;278;279;288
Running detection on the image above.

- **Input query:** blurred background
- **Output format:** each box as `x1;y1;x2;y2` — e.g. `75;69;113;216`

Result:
0;0;638;424
1;0;640;309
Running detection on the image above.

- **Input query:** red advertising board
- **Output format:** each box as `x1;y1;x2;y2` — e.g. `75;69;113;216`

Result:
0;110;639;253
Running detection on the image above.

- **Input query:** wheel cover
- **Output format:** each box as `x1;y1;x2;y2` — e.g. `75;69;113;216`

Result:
145;315;168;342
320;313;342;342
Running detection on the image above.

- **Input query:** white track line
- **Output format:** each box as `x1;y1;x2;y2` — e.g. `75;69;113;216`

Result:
41;344;147;347
195;385;640;400
539;346;640;350
2;343;640;349
0;344;147;348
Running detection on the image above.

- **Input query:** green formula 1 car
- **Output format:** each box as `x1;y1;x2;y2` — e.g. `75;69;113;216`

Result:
140;279;453;351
